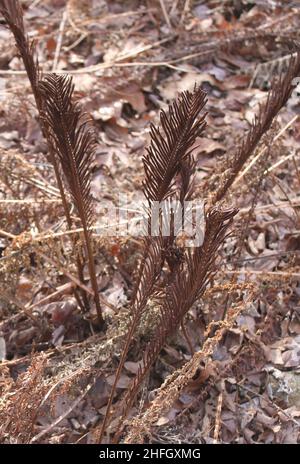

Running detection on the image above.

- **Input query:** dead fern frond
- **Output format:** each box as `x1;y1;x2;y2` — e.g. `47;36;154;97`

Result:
0;1;68;204
0;0;91;310
0;353;48;444
39;73;103;325
143;85;207;203
134;85;208;316
249;52;298;89
0;1;64;196
98;85;208;442
124;295;252;444
0;0;40;104
213;50;300;202
113;206;237;441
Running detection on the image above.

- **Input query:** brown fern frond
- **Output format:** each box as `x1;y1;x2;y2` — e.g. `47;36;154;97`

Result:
179;154;197;202
0;0;23;28
0;0;73;230
124;294;253;444
0;1;91;310
213;50;300;202
134;86;208;317
0;0;74;231
0;0;72;228
97;234;164;442
0;0;41;108
143;85;207;203
98;86;208;443
113;207;237;441
39;74;94;227
39;73;103;325
130;236;165;316
129;85;208;322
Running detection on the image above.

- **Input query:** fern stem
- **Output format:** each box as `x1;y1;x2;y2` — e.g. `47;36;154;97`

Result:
38;73;103;325
82;223;103;325
0;0;89;309
98;318;137;442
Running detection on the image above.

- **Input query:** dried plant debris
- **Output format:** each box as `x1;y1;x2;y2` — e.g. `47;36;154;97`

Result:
0;0;300;445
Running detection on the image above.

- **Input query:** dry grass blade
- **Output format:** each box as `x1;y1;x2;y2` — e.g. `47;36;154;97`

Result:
39;73;103;325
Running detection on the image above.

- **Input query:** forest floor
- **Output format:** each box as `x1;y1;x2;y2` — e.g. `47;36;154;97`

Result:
0;0;300;444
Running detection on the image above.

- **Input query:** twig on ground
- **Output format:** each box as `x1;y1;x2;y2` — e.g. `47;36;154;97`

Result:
213;387;224;443
52;10;67;71
181;0;191;23
159;0;172;29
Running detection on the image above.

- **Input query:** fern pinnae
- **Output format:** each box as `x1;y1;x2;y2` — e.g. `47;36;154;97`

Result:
0;0;93;311
143;86;207;203
39;73;103;325
98;86;208;443
213;50;300;202
0;1;39;96
112;207;237;442
0;0;68;216
137;85;208;312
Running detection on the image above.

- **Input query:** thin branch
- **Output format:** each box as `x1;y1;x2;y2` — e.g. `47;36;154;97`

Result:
52;9;67;71
159;0;172;29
